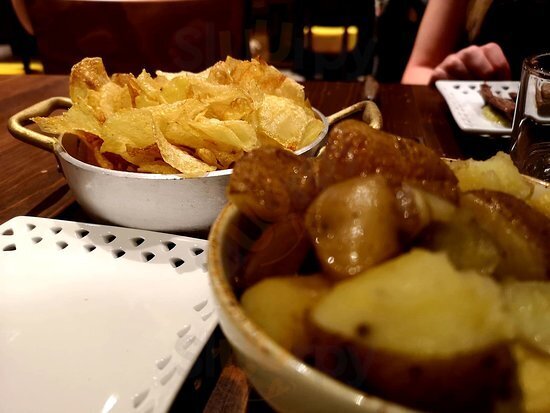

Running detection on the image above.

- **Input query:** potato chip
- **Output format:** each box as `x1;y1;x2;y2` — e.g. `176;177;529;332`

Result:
195;147;218;166
69;57;110;102
32;101;102;137
196;147;244;169
119;145;163;167
33;56;323;176
100;108;156;153
254;95;320;151
137;162;180;174
86;82;133;121
154;122;216;177
189;117;258;152
134;70;167;108
208;57;306;104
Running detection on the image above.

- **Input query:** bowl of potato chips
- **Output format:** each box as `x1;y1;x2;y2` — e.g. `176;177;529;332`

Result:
9;57;332;231
208;119;550;413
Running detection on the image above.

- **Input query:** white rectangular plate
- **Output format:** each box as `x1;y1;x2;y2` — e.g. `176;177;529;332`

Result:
436;80;519;135
0;216;217;413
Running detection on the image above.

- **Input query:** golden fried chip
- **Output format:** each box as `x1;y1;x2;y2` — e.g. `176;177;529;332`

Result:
85;82;133;121
100;108;156;153
195;147;218;166
111;73;141;104
254;95;323;151
137;162;180;174
134;70;167;107
196;147;244;169
208;56;306;104
32;101;102;137
212;149;244;169
160;76;193;103
154;123;216;177
301;116;326;148
33;56;322;175
69;57;110;102
188;118;259;152
118;145;163;167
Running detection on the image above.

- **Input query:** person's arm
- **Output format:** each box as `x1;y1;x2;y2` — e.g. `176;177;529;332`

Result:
401;0;511;84
402;0;468;84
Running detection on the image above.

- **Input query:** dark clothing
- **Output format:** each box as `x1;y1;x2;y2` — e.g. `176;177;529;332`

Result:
375;0;427;82
475;0;550;78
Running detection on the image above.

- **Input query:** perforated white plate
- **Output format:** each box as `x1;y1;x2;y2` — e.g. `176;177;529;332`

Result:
0;216;217;413
436;80;519;135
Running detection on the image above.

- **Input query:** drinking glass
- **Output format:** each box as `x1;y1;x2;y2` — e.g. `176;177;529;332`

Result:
511;52;550;181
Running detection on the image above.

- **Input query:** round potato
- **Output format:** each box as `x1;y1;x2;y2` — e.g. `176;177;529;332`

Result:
318;120;459;203
228;147;319;222
305;176;401;280
309;249;514;412
461;190;550;280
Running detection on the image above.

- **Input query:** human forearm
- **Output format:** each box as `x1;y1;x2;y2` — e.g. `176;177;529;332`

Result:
401;65;434;85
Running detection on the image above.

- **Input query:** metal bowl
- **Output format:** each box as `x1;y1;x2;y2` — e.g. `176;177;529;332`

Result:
9;97;380;232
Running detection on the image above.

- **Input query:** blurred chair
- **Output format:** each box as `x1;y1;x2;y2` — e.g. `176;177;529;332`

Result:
22;0;248;74
1;0;38;73
294;0;376;80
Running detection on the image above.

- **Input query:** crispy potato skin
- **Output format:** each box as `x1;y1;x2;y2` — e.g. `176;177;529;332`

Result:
237;214;312;290
311;332;515;413
307;249;515;412
462;190;550;280
228;147;319;222
318;120;459;203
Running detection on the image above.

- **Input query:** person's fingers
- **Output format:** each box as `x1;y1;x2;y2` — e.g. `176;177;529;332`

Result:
437;54;472;80
429;66;450;84
480;42;512;80
456;45;495;79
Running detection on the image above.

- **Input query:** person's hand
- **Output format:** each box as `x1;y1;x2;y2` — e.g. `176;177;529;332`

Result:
429;43;511;84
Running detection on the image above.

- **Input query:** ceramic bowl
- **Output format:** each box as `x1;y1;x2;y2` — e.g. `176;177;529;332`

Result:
207;203;414;413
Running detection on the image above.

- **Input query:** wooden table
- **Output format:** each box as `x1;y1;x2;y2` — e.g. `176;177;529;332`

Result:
0;74;511;412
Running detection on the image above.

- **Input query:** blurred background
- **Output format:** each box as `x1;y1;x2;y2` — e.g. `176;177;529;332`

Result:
0;0;427;82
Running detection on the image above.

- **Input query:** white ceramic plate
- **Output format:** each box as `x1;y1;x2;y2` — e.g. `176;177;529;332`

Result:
0;216;217;413
435;80;519;135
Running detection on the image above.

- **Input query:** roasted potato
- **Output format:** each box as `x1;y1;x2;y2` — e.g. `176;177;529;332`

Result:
419;210;502;276
237;214;313;290
309;249;514;412
318;120;459;203
228;119;459;222
305;176;401;280
504;282;550;356
228;148;319;222
529;187;550;218
241;275;330;358
461;190;550;280
447;152;534;200
513;344;550;413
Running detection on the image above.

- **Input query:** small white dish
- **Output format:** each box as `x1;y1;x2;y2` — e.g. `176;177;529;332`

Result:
435;80;519;135
0;216;217;413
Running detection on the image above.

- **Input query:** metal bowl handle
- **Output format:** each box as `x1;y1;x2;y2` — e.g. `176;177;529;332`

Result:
7;97;72;153
326;100;383;130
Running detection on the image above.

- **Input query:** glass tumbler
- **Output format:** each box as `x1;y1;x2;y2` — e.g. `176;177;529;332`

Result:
511;52;550;181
